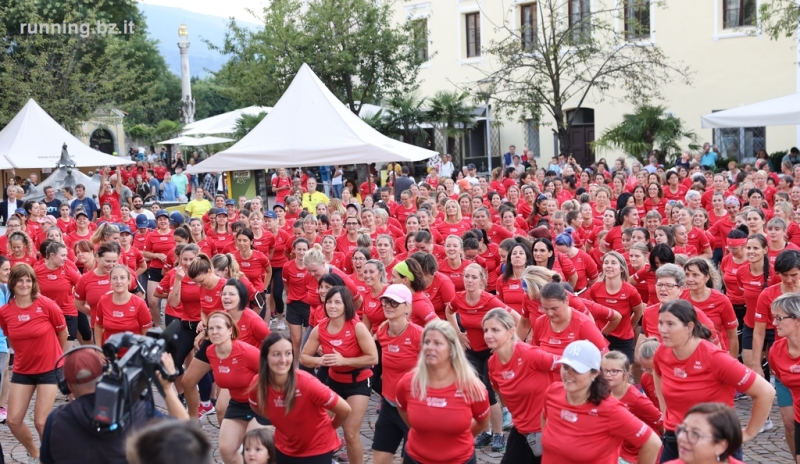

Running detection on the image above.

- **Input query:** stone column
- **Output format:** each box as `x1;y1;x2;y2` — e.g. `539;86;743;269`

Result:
178;24;195;124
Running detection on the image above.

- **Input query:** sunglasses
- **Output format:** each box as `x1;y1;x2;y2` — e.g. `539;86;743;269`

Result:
380;299;404;308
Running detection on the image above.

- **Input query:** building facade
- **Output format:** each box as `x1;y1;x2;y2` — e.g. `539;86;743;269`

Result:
391;0;798;168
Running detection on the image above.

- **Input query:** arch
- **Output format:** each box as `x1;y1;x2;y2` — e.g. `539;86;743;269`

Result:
89;128;116;155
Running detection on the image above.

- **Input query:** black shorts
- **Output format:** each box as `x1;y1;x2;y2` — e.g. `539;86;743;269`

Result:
372;398;409;454
77;312;92;342
605;335;635;364
466;348;497;406
176;320;202;365
146;267;163;282
404;453;476;464
501;427;540;464
741;325;775;351
12;369;58;385
794;421;800;456
194;339;212;364
64;315;78;341
275;449;334;464
286;301;310;327
326;377;370;399
224;398;270;425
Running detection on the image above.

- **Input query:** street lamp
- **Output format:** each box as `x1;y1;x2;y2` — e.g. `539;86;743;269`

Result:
477;79;492;174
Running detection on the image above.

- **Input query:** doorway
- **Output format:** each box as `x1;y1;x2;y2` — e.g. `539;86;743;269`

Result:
89;128;115;154
566;108;595;167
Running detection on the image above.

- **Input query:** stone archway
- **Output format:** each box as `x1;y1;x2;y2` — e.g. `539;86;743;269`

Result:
89;128;115;154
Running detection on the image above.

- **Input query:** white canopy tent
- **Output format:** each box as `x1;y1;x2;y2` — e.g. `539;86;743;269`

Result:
0;99;134;168
701;93;800;128
186;63;436;174
182;106;272;136
158;135;234;145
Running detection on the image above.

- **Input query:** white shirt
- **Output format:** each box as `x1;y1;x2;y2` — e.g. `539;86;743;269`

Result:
440;161;455;178
131;209;155;221
6;199;16;223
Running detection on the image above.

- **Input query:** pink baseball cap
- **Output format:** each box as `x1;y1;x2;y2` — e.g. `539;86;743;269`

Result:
380;284;412;304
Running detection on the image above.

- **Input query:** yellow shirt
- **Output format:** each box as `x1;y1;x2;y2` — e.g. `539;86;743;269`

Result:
302;191;329;212
185;199;212;218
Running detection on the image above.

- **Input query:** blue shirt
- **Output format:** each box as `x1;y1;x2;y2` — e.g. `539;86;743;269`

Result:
70;197;98;218
148;178;160;198
0;284;9;352
700;151;718;167
161;181;179;201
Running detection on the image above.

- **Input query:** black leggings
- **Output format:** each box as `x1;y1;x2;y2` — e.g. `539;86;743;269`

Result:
466;348;497;406
795;421;800;456
276;449;334;464
77;312;92;342
271;268;285;315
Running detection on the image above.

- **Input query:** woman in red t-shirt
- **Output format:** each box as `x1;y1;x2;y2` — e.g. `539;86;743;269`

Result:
74;242;120;334
283;238;311;359
541;340;661;464
602;351;663;464
737;233;769;378
143;210;176;326
232;228;271;302
555;228;599;293
208;208;235;252
586;250;644;362
0;264;68;460
497;239;533;311
446;263;519;451
682;258;738;357
55;203;76;235
7;231;36;268
251;333;350;463
532;237;578;289
205;311;268;464
437;235;473;292
321;235;345;270
395;319;490;464
410;252;456;320
34;241;81;339
93;266;152;344
663;402;747;464
375;235;398;283
301;286;378;464
768;292;800;461
484;308;558;463
188;217;217;256
653;300;774;461
360;260;388;333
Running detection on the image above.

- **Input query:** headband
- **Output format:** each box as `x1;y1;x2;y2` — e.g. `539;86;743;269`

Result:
725;196;740;207
394;261;415;282
727;238;747;247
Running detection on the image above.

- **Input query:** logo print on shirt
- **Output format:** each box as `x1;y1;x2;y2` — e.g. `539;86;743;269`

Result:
387;344;400;353
99;280;109;285
113;311;124;318
331;339;343;347
426;397;448;408
693;361;703;370
560;409;578;422
17;314;30;322
501;370;515;380
219;366;230;373
674;368;687;379
47;275;57;280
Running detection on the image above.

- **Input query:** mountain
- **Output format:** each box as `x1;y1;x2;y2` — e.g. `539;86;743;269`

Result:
137;4;260;77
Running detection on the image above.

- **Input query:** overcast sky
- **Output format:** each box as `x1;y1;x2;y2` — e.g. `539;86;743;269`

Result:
140;0;267;22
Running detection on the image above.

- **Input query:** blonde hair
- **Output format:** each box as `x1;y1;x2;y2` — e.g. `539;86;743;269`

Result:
212;253;245;279
601;251;630;281
444;199;463;222
411;320;485;402
482;308;517;342
464;262;487;288
91;222;120;245
521;265;560;301
303;244;327;267
328;198;346;215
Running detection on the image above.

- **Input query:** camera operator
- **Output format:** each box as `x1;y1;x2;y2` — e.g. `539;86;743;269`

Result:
40;348;189;464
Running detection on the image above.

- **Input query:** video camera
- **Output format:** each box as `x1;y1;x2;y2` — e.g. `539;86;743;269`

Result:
93;321;182;431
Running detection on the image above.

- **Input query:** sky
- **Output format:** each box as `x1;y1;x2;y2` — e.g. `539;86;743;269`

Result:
139;0;268;22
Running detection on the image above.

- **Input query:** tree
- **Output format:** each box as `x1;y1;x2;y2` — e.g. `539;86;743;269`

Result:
427;91;477;156
212;0;426;115
384;93;428;145
592;105;700;164
192;76;237;121
760;0;800;41
233;112;268;140
477;0;691;155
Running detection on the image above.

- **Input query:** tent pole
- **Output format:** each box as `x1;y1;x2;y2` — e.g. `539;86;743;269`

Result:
366;164;372;203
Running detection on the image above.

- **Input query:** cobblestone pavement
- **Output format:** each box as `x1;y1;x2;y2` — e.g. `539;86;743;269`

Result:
0;392;794;463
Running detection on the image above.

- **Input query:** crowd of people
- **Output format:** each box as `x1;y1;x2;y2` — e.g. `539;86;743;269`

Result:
2;145;800;464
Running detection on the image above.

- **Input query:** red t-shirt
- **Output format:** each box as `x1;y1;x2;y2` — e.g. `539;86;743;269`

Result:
434;220;471;239
488;343;558;433
160;271;202;321
604;226;623;252
478;243;501;292
485;224;513;245
665;460;745;464
409;291;438;327
282;260;309;304
95;293;152;343
737;263;767;328
131;229;149;252
640;303;721;347
199;278;226;317
719;255;746;305
437;258;474;293
375;322;422;403
33;261;81;317
9;253;37;269
585;281;642;339
566;249;600;292
631;265;657;305
335;234;359;255
531;311;609;369
395;371;490;464
686;226;711;254
269;229;291;268
317;318;372;383
56;217;76;235
496;277;525;312
248;371;340;457
232;250;270;292
769;338;800;422
121;246;145;275
448;291;511;351
541;382;653;464
0;296;66;374
361;286;387;331
423;272;456;320
207;229;235;252
662;185;687;202
156;269;182;319
99;191;121;217
755;284;784;332
682;289;738;350
74;270;113;327
236;308;271;348
272;176;292;205
206;340;260;402
143;230;175;270
617;385;663;462
653;340;757;431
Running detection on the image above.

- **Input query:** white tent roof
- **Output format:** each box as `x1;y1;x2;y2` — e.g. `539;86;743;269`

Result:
701;93;800;128
186;63;436;174
182;106;272;136
158;135;234;146
0;99;134;169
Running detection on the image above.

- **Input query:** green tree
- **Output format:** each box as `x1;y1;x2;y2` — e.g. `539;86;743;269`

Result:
212;0;425;114
427;91;476;156
478;0;691;155
233;112;268;140
592;105;700;164
385;93;428;145
192;76;237;121
760;0;800;40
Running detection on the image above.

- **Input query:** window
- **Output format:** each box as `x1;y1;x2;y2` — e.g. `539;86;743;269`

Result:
411;19;429;62
520;3;537;50
625;0;650;40
713;126;765;161
723;0;756;28
466;12;481;58
525;119;541;158
568;0;591;42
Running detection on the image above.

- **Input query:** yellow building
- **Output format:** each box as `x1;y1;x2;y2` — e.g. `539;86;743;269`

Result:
392;0;798;168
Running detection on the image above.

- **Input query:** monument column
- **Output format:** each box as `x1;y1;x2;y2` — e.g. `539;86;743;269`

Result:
178;24;195;124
